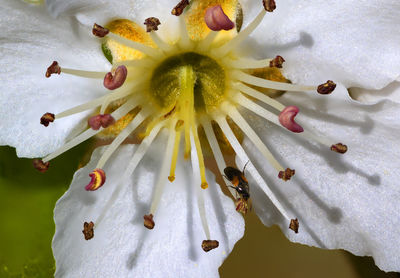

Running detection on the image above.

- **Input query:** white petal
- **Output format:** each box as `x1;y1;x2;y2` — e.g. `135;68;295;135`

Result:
239;86;400;272
349;80;400;104
245;0;400;89
0;0;109;157
53;140;244;277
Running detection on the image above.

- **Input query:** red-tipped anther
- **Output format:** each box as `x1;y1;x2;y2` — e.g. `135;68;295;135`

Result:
144;214;155;229
104;65;128;90
45;61;61;78
262;0;276;12
85;169;106;191
82;221;95;240
289;218;299;233
269;55;285;68
235;198;249;215
40;112;55;127
144;17;161;32
92;23;109;37
171;0;189;16
317;80;336;95
331;143;348;154
279;106;304;133
278;168;295;181
33;159;50;173
88;114;115;130
202;240;219;252
204;5;235;31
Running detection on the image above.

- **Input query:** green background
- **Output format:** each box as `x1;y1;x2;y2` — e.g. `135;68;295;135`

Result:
0;145;398;278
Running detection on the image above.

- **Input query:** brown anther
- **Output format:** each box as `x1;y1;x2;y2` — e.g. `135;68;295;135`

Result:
144;214;155;229
289;218;299;233
331;143;348;154
171;0;189;16
262;0;276;12
144;17;161;32
92;23;109;38
33;159;50;173
82;221;95;240
168;176;175;182
278;168;295;181
235;198;249;214
45;61;61;78
202;240;219;252
40;112;55;127
317;80;336;95
269;55;285;68
163;106;176;119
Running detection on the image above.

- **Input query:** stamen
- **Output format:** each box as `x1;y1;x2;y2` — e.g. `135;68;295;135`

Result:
32;159;50;173
204;5;235;32
95;123;163;227
92;23;109;38
227;106;285;172
279;106;304;133
331;143;348;154
45;61;61;77
202;240;219;252
169;120;184;182
43;98;137;163
88;114;115;130
234;82;285;111
82;221;95;240
96;110;148;169
289;218;299;233
107;32;160;57
149;32;174;53
233;71;315;92
191;127;208;189
143;214;155;229
317;80;337;95
85;168;106;191
262;0;276;12
149;124;177;215
40;112;55;127
103;65;128;90
61;68;106;79
178;16;192;49
214;10;266;56
269;55;285;68
144;17;161;32
171;0;189;16
216;116;292;221
278;168;295;181
195;31;218;52
227;58;272;69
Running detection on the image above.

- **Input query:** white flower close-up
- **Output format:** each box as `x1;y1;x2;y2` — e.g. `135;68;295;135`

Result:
1;0;400;277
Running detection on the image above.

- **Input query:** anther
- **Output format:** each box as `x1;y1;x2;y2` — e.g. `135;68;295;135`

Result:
171;0;189;16
269;55;285;68
92;23;109;38
204;5;235;32
40;112;55;127
45;61;61;78
103;65;128;90
278;168;295;181
317;80;336;95
144;214;155;229
144;17;161;32
88;114;115;130
331;143;348;154
201;240;219;252
82;221;95;240
262;0;276;12
201;182;209;189
279;106;304;133
235;198;249;214
33;159;50;173
289;218;299;233
168;176;175;182
85;169;106;191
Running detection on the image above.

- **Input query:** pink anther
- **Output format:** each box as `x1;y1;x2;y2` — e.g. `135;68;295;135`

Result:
103;65;128;90
204;5;235;32
279;106;304;133
88;114;115;130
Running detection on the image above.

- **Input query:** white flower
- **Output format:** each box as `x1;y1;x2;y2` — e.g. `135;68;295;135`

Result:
1;0;400;276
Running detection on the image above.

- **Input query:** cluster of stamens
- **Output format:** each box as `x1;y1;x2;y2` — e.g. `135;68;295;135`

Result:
35;0;347;252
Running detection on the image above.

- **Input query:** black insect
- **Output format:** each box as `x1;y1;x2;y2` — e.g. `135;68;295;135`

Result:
223;162;250;200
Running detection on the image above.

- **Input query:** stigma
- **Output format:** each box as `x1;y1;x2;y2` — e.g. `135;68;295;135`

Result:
37;0;348;252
